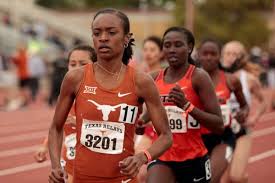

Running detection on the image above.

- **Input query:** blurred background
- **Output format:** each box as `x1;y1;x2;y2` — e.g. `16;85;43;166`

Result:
0;0;275;110
0;0;275;182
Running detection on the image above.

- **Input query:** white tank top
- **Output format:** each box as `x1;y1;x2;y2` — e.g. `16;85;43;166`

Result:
229;70;251;113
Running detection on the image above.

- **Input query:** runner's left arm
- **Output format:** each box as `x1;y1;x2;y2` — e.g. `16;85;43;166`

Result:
191;68;224;134
248;75;267;126
137;72;172;159
228;74;249;124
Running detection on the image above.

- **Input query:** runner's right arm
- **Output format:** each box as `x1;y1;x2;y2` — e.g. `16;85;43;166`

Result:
48;68;82;183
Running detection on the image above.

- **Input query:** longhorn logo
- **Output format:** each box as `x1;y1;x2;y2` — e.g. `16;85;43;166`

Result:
87;100;126;121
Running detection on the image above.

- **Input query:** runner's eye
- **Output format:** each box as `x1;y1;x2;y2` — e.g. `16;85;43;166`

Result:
175;41;184;47
163;42;171;49
93;32;100;37
109;31;116;35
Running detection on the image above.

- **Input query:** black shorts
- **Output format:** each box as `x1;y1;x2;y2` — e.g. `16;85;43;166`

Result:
202;133;222;155
235;127;249;139
148;155;211;183
221;127;236;149
19;78;30;88
202;128;236;155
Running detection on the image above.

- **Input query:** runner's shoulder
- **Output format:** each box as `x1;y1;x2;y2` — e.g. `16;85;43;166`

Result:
193;67;209;78
65;66;85;83
134;69;158;99
192;67;210;83
134;69;155;87
191;67;215;92
62;66;86;94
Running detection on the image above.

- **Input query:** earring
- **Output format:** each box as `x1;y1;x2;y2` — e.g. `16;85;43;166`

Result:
124;43;128;48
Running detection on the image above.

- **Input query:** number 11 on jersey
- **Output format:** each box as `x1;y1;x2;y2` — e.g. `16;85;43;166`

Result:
118;104;138;124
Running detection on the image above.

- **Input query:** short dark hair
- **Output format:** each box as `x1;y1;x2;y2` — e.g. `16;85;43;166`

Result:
199;38;222;53
198;38;224;70
68;45;97;62
92;8;134;65
163;26;196;65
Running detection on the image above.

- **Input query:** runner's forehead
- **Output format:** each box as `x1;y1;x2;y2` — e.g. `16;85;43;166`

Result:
223;44;242;54
69;50;90;60
163;31;186;42
92;13;123;30
200;42;219;51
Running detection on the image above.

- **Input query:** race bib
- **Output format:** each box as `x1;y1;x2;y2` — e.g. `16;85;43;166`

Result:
187;114;200;129
118;104;139;124
80;119;125;154
221;103;231;126
165;106;187;133
64;133;76;160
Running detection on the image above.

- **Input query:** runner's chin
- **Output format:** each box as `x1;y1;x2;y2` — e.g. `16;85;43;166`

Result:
98;50;113;59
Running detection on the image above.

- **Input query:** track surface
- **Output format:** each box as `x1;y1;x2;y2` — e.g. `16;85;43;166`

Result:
0;90;274;183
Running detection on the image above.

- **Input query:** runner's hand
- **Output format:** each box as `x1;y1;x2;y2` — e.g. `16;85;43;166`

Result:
168;84;188;109
135;120;146;135
119;153;147;178
235;107;249;124
49;167;67;183
34;146;48;163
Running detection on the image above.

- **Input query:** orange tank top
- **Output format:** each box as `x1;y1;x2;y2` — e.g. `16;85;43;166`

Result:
155;65;207;162
201;71;232;134
13;50;30;79
74;63;142;182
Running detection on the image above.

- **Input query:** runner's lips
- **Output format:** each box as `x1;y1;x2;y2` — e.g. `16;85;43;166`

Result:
167;55;178;61
99;45;111;50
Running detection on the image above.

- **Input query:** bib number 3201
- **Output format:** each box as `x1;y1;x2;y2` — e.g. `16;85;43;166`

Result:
85;135;117;150
81;120;125;154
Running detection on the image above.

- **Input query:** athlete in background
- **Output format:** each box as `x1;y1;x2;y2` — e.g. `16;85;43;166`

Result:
34;45;96;183
220;41;266;183
198;39;249;183
146;27;224;183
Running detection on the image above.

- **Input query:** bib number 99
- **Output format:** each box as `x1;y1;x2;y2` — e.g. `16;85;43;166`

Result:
169;119;183;130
